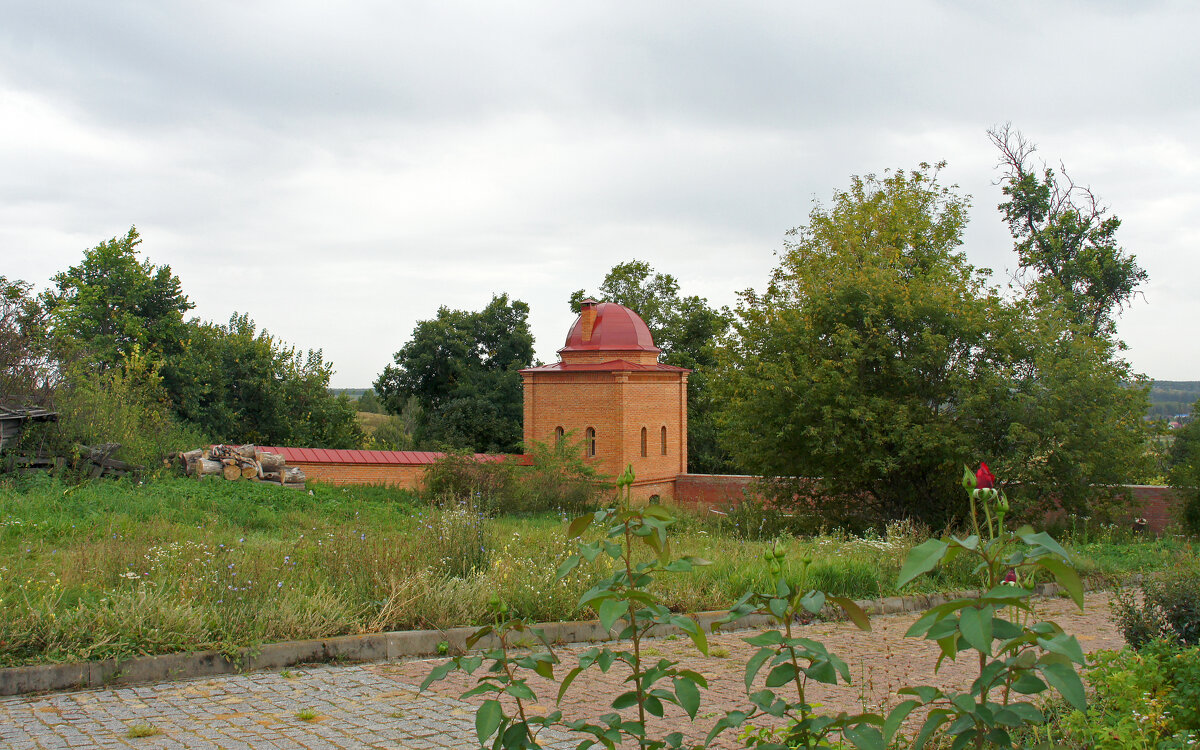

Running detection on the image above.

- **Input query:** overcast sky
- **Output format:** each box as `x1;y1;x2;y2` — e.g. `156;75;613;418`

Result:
3;1;1197;387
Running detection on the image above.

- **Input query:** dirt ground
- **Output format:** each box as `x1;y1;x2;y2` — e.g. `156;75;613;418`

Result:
378;591;1123;748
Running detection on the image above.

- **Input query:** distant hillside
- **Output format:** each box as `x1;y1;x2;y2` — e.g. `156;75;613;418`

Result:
1149;381;1200;420
329;388;369;399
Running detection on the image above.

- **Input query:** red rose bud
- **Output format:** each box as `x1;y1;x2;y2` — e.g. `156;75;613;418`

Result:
976;462;996;490
1003;569;1017;585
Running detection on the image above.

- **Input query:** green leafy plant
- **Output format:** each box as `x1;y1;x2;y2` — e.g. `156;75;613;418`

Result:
423;465;713;749
295;708;318;721
708;544;884;750
883;463;1090;749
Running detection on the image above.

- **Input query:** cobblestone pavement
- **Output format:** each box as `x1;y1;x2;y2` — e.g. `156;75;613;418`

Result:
0;592;1120;749
0;665;575;749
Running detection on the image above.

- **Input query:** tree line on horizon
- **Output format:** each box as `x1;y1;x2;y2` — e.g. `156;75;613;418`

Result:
5;126;1198;528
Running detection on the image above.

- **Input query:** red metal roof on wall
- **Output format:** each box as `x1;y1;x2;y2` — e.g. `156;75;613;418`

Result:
260;447;526;466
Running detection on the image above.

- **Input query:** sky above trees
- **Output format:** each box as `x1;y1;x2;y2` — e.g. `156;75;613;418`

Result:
2;1;1197;386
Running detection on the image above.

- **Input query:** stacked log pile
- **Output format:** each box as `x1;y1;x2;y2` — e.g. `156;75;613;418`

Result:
177;445;306;489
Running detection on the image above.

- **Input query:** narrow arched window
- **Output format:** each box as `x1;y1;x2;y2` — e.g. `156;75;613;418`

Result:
586;427;596;457
660;426;668;455
640;427;647;457
554;426;564;445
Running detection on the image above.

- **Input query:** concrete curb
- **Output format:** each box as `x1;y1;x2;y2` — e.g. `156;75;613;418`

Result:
0;582;1077;696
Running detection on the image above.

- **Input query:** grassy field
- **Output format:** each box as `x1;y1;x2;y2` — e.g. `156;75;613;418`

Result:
0;473;1193;668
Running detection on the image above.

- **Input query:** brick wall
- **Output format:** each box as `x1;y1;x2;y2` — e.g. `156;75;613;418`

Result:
674;475;1188;534
674;474;760;510
1109;485;1186;533
289;461;426;490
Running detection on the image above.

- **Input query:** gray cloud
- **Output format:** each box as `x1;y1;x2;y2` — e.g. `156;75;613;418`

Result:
2;0;1197;384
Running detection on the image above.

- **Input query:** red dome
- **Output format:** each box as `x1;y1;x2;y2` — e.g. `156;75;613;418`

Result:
560;302;660;353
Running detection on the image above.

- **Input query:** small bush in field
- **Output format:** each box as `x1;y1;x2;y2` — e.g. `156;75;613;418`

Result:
1046;641;1200;747
1113;561;1200;648
422;437;601;515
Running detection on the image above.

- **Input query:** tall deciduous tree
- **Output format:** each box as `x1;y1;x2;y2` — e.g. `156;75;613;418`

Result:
989;124;1147;337
719;160;1151;527
570;261;734;473
374;294;533;453
161;313;364;448
717;164;997;525
43;227;193;370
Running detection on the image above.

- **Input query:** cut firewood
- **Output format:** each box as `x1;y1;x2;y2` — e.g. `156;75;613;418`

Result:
195;459;223;476
240;465;257;479
281;467;306;484
257;452;286;471
222;464;242;481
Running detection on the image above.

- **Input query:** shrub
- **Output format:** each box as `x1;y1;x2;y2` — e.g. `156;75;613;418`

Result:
506;437;603;515
1113;560;1200;648
422;451;513;514
1045;641;1200;747
17;350;207;473
422;438;602;516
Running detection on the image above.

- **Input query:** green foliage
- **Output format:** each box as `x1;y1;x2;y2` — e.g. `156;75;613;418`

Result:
356;388;384;414
1168;399;1200;534
1043;641;1200;748
161;314;364;448
1113;560;1200;649
570;260;735;474
375;294;533;454
423;438;602;516
22;349;206;469
42;227;193;371
711;544;879;750
990;125;1147;338
718;164;995;527
0;276;55;406
1148;381;1200;420
424;452;516;514
424;470;715;750
977;302;1152;521
889;468;1090;749
719;159;1152;528
367;414;415;451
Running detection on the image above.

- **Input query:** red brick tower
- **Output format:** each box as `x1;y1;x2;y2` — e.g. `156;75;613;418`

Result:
520;299;689;500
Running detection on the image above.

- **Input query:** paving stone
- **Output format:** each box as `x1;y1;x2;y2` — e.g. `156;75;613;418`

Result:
0;592;1119;749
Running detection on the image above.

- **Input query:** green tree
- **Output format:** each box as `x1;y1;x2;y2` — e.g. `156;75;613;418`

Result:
0;277;55;406
43;227;193;370
1169;402;1200;533
989;124;1147;337
973;301;1152;520
161;314;364;448
716;164;997;526
356;388;384;413
570;261;734;473
374;294;533;453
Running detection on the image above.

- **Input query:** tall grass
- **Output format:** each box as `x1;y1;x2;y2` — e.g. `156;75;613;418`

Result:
0;474;1192;667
